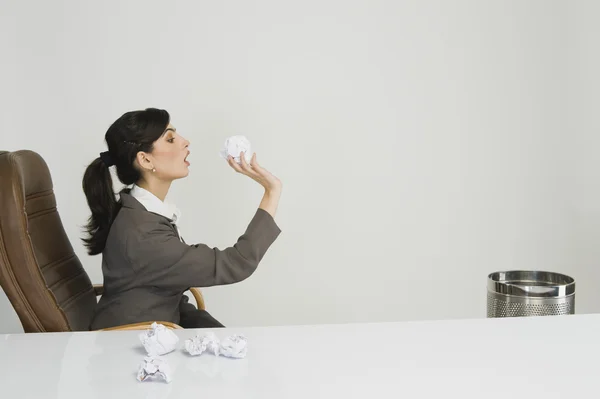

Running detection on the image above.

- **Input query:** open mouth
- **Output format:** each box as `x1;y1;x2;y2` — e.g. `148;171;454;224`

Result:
184;152;190;166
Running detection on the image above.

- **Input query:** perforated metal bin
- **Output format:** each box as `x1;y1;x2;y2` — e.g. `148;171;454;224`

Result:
487;271;575;318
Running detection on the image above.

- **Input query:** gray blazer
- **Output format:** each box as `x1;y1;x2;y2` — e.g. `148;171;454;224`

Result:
89;193;281;330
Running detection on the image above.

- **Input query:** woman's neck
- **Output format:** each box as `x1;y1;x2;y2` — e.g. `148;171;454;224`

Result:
136;178;171;202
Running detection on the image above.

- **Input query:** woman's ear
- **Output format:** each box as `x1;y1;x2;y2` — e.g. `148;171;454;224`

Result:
135;151;154;172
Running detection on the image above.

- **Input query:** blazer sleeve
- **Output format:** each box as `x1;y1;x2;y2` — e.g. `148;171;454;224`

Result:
126;208;281;290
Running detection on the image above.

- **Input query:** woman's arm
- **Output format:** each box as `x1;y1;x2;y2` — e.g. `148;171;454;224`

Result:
227;152;282;218
258;188;282;218
129;211;281;289
127;152;283;290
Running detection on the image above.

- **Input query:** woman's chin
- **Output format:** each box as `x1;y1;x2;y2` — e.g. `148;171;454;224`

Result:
168;170;190;181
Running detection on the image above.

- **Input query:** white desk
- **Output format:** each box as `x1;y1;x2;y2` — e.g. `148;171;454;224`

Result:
1;314;598;398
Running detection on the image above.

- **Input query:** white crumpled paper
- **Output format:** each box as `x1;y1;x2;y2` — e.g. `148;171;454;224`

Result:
184;333;247;359
139;322;180;356
137;356;172;383
220;334;248;359
219;135;253;164
184;332;221;356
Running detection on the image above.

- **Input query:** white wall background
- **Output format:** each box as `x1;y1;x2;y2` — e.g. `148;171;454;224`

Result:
0;0;597;334
566;1;600;317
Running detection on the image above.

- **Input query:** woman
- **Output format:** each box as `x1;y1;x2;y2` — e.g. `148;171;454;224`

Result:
82;108;282;330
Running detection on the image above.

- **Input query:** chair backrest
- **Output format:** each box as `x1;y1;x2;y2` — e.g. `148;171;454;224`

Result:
0;150;96;332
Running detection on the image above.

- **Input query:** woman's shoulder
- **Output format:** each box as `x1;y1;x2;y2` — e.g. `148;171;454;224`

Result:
112;205;172;237
107;205;182;264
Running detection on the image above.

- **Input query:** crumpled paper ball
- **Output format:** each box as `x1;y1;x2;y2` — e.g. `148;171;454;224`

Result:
219;135;253;164
139;322;180;356
184;332;221;356
137;356;172;383
219;334;247;359
184;333;247;359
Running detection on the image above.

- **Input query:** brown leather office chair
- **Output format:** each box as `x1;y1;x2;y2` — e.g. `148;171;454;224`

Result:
0;150;205;332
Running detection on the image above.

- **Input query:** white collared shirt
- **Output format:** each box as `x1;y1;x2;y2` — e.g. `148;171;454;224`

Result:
129;184;183;241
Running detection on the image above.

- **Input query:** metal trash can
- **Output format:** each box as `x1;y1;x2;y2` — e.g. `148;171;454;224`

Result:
487;270;575;318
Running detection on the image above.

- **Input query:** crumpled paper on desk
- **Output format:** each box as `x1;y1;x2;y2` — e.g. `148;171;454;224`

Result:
184;332;221;356
219;135;253;164
220;334;247;359
184;333;247;359
137;356;172;383
139;322;180;356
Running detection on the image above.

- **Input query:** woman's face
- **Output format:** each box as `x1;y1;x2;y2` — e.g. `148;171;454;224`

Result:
142;124;191;181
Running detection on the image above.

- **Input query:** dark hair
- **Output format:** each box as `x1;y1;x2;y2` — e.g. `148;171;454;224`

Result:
82;108;170;255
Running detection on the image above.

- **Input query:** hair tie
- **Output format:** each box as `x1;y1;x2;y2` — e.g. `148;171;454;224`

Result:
99;151;115;167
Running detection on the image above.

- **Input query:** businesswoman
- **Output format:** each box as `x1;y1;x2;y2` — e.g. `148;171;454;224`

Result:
82;108;282;330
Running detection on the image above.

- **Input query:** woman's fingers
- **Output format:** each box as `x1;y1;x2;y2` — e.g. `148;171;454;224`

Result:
230;153;260;180
250;153;271;178
228;156;244;173
239;151;250;171
250;153;263;172
239;152;259;177
227;152;279;191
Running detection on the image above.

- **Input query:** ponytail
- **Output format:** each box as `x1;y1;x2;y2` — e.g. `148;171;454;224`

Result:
82;157;120;255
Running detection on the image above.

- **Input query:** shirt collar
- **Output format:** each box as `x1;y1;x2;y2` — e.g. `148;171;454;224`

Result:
129;184;181;224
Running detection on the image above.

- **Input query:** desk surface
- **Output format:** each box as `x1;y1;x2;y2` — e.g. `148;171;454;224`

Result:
1;314;598;398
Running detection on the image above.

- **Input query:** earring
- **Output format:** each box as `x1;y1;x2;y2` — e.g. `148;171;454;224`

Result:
152;168;156;173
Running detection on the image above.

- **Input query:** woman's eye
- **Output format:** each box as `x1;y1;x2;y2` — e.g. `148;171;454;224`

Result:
167;138;175;143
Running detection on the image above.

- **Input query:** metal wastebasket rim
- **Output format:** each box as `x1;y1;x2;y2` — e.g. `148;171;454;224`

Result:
487;270;575;298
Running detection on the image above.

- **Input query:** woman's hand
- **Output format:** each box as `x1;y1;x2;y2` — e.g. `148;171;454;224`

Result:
228;152;282;217
228;152;282;194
